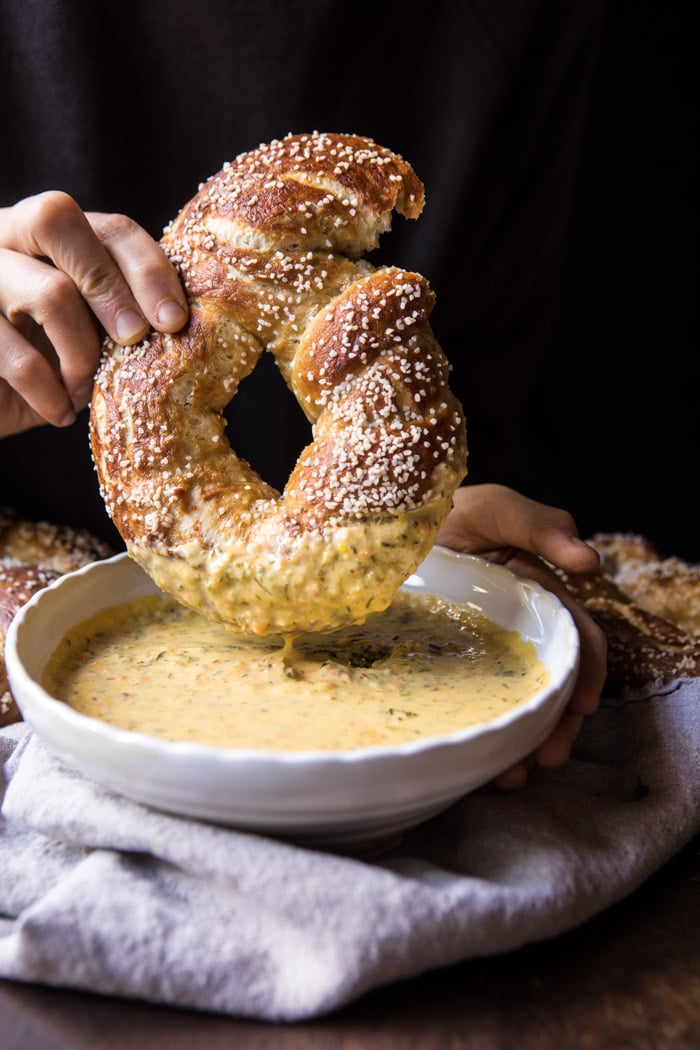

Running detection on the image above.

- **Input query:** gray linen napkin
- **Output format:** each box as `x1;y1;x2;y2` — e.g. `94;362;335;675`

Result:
1;678;699;1022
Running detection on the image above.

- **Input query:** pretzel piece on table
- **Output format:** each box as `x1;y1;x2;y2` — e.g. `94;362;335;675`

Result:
556;532;700;689
0;511;113;726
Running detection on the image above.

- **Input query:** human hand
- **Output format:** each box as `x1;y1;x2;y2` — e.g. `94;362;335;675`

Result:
436;483;607;789
0;192;189;437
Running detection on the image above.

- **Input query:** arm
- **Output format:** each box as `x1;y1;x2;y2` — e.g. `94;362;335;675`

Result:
437;484;607;788
0;192;188;437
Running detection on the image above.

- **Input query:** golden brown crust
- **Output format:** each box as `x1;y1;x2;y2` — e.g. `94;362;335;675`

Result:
0;560;62;726
585;531;661;573
556;532;700;689
0;514;113;727
0;506;113;573
90;132;467;635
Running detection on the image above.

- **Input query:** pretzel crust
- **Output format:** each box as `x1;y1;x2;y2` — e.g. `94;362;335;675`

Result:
0;510;113;726
556;532;700;689
90;133;467;635
0;560;61;726
0;506;113;573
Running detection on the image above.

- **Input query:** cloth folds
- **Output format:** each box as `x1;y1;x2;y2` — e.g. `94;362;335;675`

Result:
1;679;699;1022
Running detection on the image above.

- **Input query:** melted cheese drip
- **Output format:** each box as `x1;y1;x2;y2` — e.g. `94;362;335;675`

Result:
42;591;549;751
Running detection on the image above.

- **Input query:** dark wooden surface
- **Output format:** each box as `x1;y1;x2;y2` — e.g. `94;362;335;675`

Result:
2;832;698;1050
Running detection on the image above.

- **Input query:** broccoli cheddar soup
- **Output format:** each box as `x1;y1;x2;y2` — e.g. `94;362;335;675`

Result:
41;591;549;751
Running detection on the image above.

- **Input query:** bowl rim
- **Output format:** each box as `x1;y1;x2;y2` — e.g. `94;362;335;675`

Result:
5;545;580;766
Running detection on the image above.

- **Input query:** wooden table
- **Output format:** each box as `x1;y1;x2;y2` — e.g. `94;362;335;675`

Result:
2;832;698;1049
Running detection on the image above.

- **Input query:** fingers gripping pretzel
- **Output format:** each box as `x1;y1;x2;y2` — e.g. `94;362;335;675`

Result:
90;133;467;635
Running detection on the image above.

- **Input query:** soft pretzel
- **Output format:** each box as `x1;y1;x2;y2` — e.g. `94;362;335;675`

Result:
0;506;113;573
586;532;660;574
90;132;467;636
556;532;700;689
1;560;62;726
589;532;700;636
0;511;114;726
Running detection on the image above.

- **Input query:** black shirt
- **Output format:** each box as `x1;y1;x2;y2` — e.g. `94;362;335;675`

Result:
1;1;696;558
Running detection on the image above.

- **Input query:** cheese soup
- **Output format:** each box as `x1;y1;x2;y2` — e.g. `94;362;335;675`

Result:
41;590;549;750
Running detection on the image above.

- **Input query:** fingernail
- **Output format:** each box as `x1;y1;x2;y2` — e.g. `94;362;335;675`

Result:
116;308;147;343
156;299;188;328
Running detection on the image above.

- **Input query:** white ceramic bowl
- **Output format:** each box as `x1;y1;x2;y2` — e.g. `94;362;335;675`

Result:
5;547;579;849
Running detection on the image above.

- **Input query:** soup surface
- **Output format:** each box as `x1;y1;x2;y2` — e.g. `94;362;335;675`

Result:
42;591;549;750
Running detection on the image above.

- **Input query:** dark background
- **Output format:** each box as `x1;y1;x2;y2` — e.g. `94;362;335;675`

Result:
0;1;696;561
517;2;698;559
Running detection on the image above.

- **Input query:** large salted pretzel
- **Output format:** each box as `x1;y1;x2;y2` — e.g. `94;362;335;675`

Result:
90;132;467;635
